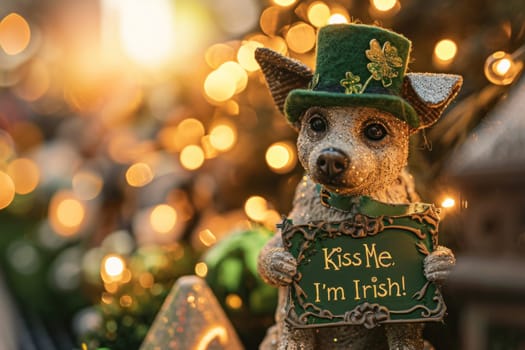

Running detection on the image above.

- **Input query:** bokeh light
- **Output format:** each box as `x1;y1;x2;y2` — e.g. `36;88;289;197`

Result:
0;13;31;55
225;293;243;309
72;170;103;200
198;229;217;247
237;40;263;72
0;171;16;210
180;145;205;170
328;13;349;24
433;39;458;66
49;191;86;237
371;0;397;12
484;51;522;85
149;204;177;234
494;58;512;75
101;254;125;283
126;162;154;187
7;158;40;195
260;7;282;36
265;141;296;174
272;0;297;7
220;61;248;94
308;2;331;28
205;43;236;69
175;118;206;150
195;262;208;277
204;68;237;102
285;22;316;54
441;197;456;209
244;195;268;222
119;294;133;307
209;123;237;152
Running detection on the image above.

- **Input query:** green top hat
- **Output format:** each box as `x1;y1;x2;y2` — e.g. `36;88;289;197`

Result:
254;24;463;132
285;23;418;127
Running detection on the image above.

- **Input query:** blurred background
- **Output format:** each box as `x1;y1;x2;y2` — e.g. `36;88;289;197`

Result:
0;0;524;349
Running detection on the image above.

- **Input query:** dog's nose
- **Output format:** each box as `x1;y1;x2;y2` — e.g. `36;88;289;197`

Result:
316;148;348;178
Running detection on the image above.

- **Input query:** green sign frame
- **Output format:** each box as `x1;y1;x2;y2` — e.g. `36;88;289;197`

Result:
281;202;446;329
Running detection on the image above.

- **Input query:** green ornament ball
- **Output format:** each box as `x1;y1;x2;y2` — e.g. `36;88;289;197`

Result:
203;225;277;348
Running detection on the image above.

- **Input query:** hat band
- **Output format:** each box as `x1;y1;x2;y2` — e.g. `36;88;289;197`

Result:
311;81;395;96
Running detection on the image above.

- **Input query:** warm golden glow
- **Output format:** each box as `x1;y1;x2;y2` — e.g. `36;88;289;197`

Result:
371;0;397;12
237;41;263;72
272;0;297;6
484;51;522;85
101;254;125;282
263;209;281;228
119;294;133;307
201;135;219;159
150;204;177;233
204;68;237;102
494;58;512;76
57;199;85;228
195;326;228;350
225;293;243;309
219;61;248;94
244;196;268;222
265;142;296;173
328;13;348;24
434;39;458;62
205;43;235;69
195;262;208;277
0;171;15;210
307;2;331;28
160;118;206;153
107;131;140;164
260;7;281;36
104;282;119;294
72;170;103;200
14;60;50;101
101;292;113;304
118;0;176;67
209;124;237;152
126;162;154;187
198;229;217;247
49;191;86;236
0;131;14;163
0;13;31;55
180;145;205;170
7;158;40;195
441;197;456;209
286;23;316;54
138;272;154;288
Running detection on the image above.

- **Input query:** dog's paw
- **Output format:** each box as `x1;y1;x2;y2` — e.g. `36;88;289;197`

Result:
424;246;455;284
258;247;297;287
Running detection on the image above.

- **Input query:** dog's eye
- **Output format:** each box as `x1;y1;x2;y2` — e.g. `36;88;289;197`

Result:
309;115;327;133
364;123;387;141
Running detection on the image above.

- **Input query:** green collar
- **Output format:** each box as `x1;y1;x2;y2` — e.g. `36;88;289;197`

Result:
316;185;432;217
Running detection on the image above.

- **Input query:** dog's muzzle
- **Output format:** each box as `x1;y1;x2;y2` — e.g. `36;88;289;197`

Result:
315;147;349;182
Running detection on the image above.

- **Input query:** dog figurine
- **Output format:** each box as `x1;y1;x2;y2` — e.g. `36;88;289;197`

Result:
256;24;462;350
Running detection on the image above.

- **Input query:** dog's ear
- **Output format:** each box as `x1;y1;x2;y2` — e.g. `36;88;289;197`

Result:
402;73;463;132
255;48;313;127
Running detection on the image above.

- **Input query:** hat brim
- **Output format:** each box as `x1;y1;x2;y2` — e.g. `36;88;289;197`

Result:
284;89;420;129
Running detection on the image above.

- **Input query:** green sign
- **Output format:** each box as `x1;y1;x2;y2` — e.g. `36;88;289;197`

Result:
281;201;446;329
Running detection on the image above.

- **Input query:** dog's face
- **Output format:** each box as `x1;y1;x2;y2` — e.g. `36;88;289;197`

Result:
296;106;410;196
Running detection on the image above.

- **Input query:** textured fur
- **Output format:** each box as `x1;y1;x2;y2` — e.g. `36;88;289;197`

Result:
257;106;455;349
